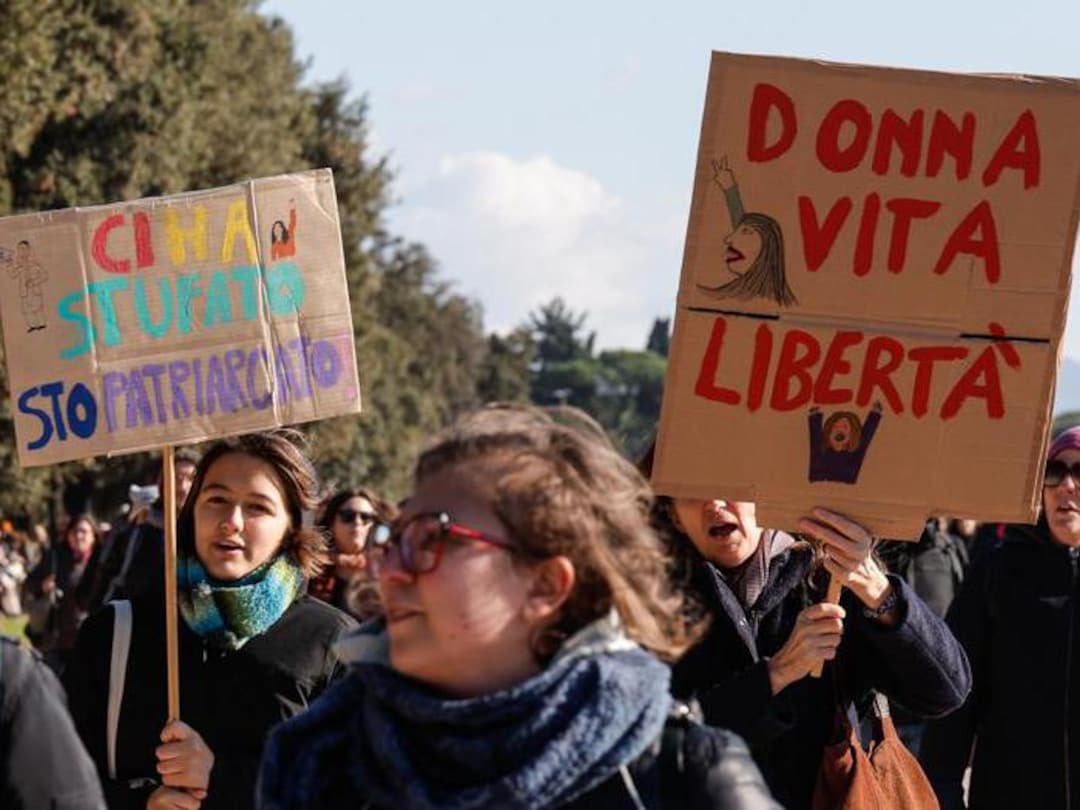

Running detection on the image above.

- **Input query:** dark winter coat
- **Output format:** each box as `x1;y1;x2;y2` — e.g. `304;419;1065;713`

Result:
920;521;1080;809
25;542;92;657
559;712;779;809
0;637;105;809
672;540;971;810
64;591;356;810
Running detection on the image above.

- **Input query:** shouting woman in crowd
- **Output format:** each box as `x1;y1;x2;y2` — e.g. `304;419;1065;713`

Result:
640;444;970;809
65;430;356;810
259;405;778;809
922;426;1080;809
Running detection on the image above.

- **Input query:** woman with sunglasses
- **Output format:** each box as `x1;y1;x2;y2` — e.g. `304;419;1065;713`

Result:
309;488;396;620
922;426;1080;810
638;443;971;810
64;431;357;810
258;404;778;809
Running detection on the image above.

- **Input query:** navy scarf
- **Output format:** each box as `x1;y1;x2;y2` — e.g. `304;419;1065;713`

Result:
259;617;673;809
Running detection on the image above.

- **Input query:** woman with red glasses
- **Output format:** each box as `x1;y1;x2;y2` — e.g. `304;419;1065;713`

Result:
922;426;1080;809
259;404;778;809
308;488;397;620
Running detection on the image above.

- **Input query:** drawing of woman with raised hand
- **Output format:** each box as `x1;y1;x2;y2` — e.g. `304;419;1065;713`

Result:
697;155;796;307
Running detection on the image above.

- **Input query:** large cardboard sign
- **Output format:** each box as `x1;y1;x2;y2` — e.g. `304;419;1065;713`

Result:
654;53;1080;539
0;169;361;467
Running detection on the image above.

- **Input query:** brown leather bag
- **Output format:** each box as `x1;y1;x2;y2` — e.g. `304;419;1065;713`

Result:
812;693;939;810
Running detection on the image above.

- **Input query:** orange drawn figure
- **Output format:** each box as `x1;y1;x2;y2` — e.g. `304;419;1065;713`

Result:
270;202;297;261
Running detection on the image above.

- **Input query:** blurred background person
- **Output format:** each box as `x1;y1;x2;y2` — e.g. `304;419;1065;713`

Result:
80;448;198;615
23;513;99;674
921;426;1080;809
308;487;397;621
0;636;106;809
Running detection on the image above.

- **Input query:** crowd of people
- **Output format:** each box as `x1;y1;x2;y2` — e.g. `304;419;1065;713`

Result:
0;407;1076;808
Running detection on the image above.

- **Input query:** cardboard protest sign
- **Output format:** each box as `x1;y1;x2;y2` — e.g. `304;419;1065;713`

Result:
0;169;361;467
653;53;1080;539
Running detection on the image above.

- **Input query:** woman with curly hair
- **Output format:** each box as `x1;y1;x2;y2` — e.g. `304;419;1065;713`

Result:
65;430;357;810
259;404;777;809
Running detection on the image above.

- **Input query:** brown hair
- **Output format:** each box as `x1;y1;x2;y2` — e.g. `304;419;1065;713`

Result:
415;403;708;662
822;411;863;452
178;429;329;578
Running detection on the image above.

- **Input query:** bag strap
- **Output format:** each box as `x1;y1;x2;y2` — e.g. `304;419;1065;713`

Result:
107;599;133;780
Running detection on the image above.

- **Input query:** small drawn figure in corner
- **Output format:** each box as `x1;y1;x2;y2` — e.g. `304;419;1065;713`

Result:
3;240;48;333
808;402;883;485
698;155;796;307
270;199;297;261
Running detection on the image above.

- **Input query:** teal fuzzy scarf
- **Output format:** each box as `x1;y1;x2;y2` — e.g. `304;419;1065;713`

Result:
177;550;306;650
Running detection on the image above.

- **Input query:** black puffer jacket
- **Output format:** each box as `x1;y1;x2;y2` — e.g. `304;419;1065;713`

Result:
560;707;779;809
64;591;355;810
673;540;971;810
921;521;1080;809
0;637;105;809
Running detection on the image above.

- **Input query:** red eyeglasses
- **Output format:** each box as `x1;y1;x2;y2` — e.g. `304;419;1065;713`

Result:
365;511;519;575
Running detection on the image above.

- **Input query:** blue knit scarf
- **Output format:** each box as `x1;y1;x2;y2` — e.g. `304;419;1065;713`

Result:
258;615;673;809
177;550;305;650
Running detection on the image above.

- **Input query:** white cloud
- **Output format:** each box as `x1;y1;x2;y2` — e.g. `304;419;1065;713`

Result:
396;152;683;349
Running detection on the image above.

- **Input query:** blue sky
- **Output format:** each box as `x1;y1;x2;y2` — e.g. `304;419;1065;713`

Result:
261;0;1080;363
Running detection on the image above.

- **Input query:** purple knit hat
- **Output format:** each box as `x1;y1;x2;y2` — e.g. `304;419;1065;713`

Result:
1048;426;1080;461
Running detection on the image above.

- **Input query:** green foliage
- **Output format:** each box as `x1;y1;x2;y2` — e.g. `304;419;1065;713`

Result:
645;318;670;357
525;296;667;460
0;0;487;518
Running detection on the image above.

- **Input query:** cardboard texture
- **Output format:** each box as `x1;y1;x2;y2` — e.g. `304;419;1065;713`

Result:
0;169;361;467
654;53;1080;539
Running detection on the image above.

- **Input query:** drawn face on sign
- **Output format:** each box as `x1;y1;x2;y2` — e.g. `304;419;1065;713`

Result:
824;412;861;452
724;222;763;276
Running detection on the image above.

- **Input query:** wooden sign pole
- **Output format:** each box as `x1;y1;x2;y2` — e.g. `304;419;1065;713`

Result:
810;574;844;679
162;446;180;720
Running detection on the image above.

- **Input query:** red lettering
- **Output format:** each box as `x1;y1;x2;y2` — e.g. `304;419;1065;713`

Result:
872;109;924;177
857;337;905;414
813;331;864;405
816;99;873;173
982;109;1040;190
798;196;852;272
988;322;1021;369
941;347;1005;419
694;318;741;405
853;193;881;277
747;323;774;412
91;214;129;274
885;198;942;273
926;111;975;181
908;346;969;418
134;212;155;269
770;330;820;411
932;201;1001;283
747;83;797;163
